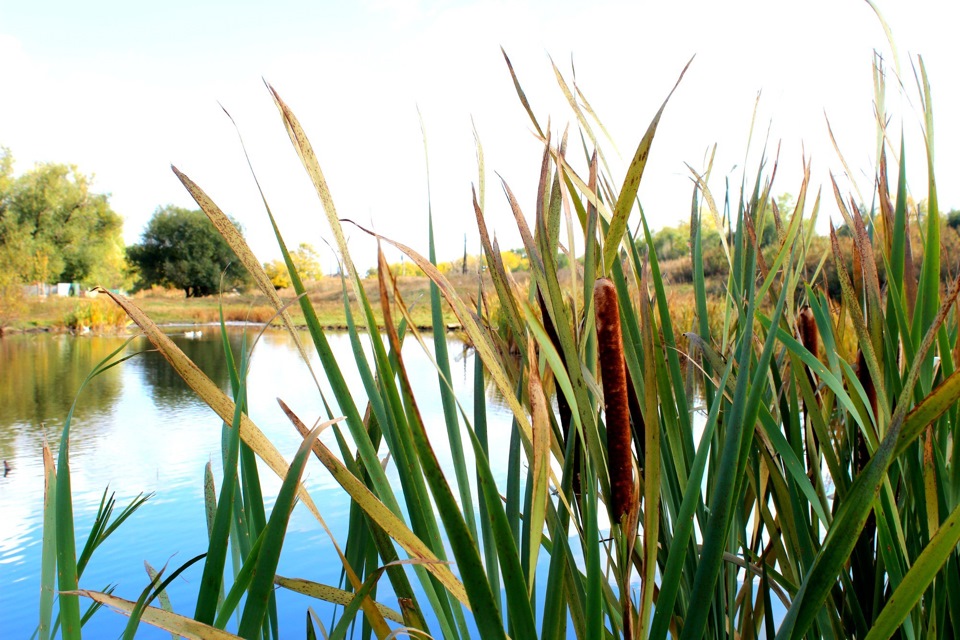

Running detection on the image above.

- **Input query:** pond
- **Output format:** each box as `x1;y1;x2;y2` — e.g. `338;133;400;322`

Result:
0;327;516;638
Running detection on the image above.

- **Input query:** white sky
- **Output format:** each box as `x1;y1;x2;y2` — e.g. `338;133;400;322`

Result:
2;0;958;272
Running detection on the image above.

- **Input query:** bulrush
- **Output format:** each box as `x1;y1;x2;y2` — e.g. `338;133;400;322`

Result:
594;277;634;523
797;305;821;475
797;305;819;364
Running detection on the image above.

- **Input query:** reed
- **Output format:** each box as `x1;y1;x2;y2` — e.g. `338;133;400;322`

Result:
38;20;960;640
594;277;634;524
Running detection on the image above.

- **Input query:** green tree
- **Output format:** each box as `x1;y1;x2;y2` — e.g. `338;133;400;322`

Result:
946;209;960;232
0;149;127;289
653;223;689;261
127;205;250;297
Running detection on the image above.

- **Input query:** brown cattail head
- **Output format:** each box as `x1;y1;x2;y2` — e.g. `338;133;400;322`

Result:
797;305;819;359
594;277;634;523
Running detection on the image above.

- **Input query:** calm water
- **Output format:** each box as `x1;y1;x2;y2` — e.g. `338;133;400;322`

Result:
0;328;514;638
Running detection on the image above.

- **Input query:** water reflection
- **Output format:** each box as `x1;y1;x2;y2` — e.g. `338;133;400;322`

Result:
0;327;513;638
0;334;125;456
134;331;245;408
0;331;246;459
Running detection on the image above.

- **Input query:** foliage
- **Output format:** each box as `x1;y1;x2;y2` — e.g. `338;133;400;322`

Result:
0;149;128;289
498;248;530;272
127;205;251;297
0;263;26;333
372;249;529;279
653;222;690;261
64;298;131;332
264;243;324;289
946;208;960;231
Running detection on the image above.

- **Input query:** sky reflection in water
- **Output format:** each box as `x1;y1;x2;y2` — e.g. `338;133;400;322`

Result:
0;328;511;638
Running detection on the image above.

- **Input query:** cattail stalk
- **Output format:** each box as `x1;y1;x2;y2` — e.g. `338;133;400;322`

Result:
594;278;634;523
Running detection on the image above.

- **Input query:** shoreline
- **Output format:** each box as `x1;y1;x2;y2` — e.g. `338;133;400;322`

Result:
0;319;465;338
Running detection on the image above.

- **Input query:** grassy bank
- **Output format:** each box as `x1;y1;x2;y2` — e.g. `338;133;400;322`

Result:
6;273;525;334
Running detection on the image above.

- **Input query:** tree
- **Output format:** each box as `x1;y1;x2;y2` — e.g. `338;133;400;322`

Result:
263;243;324;289
653;223;689;261
127;205;250;297
946;209;960;232
0;149;128;289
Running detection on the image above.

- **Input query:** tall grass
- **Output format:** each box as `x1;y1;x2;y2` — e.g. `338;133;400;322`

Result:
40;35;960;640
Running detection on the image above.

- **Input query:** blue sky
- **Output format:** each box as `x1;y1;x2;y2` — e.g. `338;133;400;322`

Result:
2;0;958;271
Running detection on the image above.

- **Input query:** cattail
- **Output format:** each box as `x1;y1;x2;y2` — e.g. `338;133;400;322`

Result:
797;305;819;361
594;278;634;523
797;305;821;476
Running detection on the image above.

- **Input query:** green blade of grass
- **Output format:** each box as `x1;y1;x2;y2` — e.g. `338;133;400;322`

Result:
123;554;206;640
238;422;330;637
194;359;245;624
277;400;471;607
144;562;178;640
377;260;509;640
682;231;790;640
865;501;960;640
777;274;960;639
602;58;692;271
345;222;537;457
54;336;140;640
650;359;734;640
424;165;478;547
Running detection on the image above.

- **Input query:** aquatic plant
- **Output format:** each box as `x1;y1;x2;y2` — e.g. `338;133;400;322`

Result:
41;26;960;640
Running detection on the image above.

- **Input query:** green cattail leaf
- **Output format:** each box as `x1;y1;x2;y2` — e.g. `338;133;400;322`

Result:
194;359;244;624
144;562;178;640
345;223;536;455
501;47;544;139
778;274;960;639
238;422;332;636
602;58;691;271
864;501;960;640
423;125;478;541
277;401;470;608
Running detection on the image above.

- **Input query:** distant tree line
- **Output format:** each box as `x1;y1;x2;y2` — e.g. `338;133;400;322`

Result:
5;146;959;325
650;192;960;300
